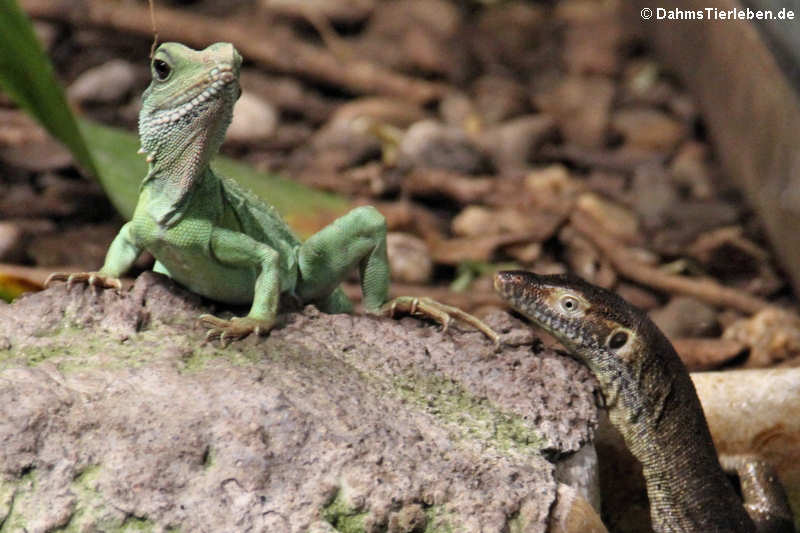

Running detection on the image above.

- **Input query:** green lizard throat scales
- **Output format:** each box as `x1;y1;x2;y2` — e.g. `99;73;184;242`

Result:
47;42;498;346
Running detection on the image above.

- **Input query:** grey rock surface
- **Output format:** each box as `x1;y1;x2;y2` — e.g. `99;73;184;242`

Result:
0;273;598;533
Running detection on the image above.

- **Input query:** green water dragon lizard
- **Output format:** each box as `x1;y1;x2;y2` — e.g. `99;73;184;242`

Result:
47;42;498;346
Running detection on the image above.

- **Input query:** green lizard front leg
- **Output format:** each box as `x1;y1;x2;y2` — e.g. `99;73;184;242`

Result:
46;222;140;290
296;206;499;344
199;227;281;345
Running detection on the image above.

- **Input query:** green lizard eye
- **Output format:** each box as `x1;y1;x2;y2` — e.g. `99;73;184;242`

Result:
153;59;171;81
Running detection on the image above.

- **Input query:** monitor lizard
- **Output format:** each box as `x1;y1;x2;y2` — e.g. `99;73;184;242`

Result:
494;270;794;533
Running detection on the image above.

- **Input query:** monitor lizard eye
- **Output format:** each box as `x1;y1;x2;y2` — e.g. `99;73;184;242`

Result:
153;59;171;81
607;330;628;350
559;295;581;314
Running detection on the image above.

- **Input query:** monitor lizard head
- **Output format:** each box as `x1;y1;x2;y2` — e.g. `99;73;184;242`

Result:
493;270;675;405
138;42;242;178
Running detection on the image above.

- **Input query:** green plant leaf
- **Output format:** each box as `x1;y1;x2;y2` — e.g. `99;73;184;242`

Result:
0;0;97;176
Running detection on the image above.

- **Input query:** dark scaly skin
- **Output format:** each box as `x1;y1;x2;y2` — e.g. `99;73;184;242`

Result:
494;271;795;533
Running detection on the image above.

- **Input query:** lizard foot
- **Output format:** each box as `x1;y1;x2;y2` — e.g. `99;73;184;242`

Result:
379;296;500;347
199;314;276;347
45;271;122;290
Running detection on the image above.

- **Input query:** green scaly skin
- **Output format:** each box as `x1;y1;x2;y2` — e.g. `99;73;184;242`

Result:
494;271;795;533
47;42;498;346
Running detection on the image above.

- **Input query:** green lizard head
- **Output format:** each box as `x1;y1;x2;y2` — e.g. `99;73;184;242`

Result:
138;42;242;173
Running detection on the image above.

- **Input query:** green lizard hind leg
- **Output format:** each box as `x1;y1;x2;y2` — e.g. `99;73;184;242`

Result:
296;206;499;344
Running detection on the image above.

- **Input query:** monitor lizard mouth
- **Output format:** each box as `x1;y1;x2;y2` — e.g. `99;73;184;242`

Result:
494;270;600;351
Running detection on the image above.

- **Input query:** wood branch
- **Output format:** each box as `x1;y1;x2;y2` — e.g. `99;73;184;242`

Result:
672;337;747;371
571;211;771;314
538;144;666;174
0;263;76;286
21;0;446;104
403;169;495;205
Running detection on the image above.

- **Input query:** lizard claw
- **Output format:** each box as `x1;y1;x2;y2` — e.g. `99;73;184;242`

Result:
45;271;122;290
378;296;500;347
199;314;275;347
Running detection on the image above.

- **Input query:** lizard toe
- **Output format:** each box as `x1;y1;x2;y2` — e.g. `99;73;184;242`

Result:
45;272;69;287
198;315;275;346
379;296;499;345
46;271;122;291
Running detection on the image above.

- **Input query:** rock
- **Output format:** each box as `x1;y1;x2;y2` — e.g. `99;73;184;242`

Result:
533;75;615;148
615;283;660;311
619;60;661;103
584;171;627;203
0;273;598;532
630;163;680;230
331;97;427;129
294;98;427;174
226;92;279;143
524;165;585;212
240;70;334;124
0;139;73;172
403;169;493;205
505;242;543;264
474;2;549;72
558;225;616;289
723;308;800;368
692;368;800;512
688;226;765;276
260;0;375;24
399;120;492;174
650;200;742;256
431;233;534;265
32;21;59;51
67;59;138;104
672;338;747;371
649;296;719;340
27;223;118;268
386;232;433;284
548;483;607;533
688;226;782;296
477;114;556;172
0;222;26;263
611;108;685;153
473;75;530;124
575;193;640;244
359;0;469;81
439;92;480;132
667;93;698;124
556;1;622;75
452;205;564;242
669;141;714;200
